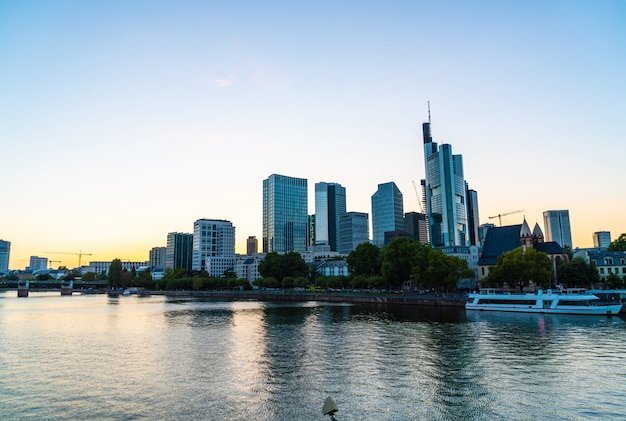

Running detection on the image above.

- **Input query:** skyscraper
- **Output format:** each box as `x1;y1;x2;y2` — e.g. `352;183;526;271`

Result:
0;240;10;274
421;111;470;247
543;210;573;248
29;256;48;271
246;236;259;255
193;219;235;276
165;232;193;270
338;211;369;254
149;246;166;268
404;212;428;243
315;182;346;251
466;188;480;246
262;174;308;253
593;231;611;249
371;182;404;247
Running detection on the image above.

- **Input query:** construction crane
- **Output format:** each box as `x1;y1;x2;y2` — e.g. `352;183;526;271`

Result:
411;180;425;214
49;260;62;269
488;210;524;226
44;250;93;268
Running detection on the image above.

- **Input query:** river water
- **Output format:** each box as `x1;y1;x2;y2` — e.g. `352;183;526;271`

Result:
1;291;625;420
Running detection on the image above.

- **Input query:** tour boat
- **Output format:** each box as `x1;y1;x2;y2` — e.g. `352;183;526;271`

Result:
61;280;73;296
17;280;29;298
465;289;622;315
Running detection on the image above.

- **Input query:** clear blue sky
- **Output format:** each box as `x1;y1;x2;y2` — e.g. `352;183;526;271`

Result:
2;0;625;269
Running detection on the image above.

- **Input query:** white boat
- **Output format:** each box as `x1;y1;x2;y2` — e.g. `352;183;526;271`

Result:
466;288;622;315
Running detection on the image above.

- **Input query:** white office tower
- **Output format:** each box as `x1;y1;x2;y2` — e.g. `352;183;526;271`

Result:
193;219;236;277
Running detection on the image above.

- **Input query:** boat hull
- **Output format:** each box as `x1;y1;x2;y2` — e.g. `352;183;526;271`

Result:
465;304;622;315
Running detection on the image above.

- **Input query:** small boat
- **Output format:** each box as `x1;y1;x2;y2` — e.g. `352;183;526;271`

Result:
466;288;622;315
17;280;29;297
61;280;73;296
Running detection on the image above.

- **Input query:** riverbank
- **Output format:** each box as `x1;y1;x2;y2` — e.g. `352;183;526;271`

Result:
127;289;468;307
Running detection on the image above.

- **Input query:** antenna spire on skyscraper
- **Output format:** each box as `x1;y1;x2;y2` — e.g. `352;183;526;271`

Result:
428;100;431;122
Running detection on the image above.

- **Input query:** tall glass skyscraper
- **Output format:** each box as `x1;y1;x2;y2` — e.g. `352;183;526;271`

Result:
338;212;369;254
371;182;404;247
263;174;308;253
165;232;193;270
0;240;10;274
421;115;470;247
593;231;611;249
315;182;346;251
543;210;573;248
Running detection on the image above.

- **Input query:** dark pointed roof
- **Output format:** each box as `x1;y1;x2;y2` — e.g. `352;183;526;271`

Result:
477;224;522;266
534;242;565;255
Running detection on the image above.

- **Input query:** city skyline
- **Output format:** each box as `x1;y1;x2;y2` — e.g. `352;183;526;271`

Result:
2;1;625;269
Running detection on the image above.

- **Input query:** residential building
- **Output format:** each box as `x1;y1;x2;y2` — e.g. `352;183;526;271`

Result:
371;182;404;247
338;212;369;254
234;253;264;283
165;232;193;270
314;182;346;251
404;212;428;243
28;256;48;271
87;261;146;276
421;112;471;247
149;246;166;268
573;248;626;282
0;239;10;274
593;231;612;249
262;174;308;253
246;236;258;255
192;219;235;277
543;210;573;248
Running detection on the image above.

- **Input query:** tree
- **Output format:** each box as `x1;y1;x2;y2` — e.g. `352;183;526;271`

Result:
607;233;626;252
258;251;308;283
556;257;599;288
108;259;122;288
606;272;625;289
346;242;380;276
82;272;99;282
485;247;552;291
380;237;419;288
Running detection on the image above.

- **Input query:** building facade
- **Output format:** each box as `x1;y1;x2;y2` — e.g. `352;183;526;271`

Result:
192;219;235;277
543;210;573;249
0;239;10;274
314;182;347;251
262;174;308;253
338;211;369;254
246;236;259;255
28;256;48;271
421;115;470;247
165;232;193;270
467;188;480;246
404;212;428;243
371;182;404;247
593;231;612;249
149;246;166;268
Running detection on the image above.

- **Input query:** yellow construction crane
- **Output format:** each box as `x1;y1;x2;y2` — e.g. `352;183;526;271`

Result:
49;260;61;269
411;180;425;214
488;210;524;226
44;250;93;268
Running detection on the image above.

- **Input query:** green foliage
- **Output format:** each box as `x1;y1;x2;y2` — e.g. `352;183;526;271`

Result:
486;247;553;291
258;252;308;283
294;276;309;288
82;272;99;282
346;242;381;276
108;259;122;288
556;257;599;287
606;272;625;289
607;233;626;252
282;276;295;289
380;237;419;288
36;273;52;281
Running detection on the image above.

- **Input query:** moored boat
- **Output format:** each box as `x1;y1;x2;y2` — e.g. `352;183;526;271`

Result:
61;280;73;296
466;288;622;315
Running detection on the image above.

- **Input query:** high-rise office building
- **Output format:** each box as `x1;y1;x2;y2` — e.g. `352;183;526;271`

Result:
371;182;404;247
404;212;428;243
262;174;308;253
149;246;166;268
315;182;346;251
338;212;369;254
467;188;480;246
246;236;259;255
0;240;10;274
28;256;48;271
193;219;235;277
165;232;193;270
421;112;470;247
543;210;573;248
593;231;611;249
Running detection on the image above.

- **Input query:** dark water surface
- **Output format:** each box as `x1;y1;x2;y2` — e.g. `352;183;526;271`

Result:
1;292;625;420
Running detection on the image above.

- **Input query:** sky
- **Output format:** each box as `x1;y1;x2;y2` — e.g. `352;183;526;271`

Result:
1;0;625;270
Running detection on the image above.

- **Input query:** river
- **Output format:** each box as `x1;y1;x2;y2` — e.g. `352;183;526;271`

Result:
1;291;625;420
